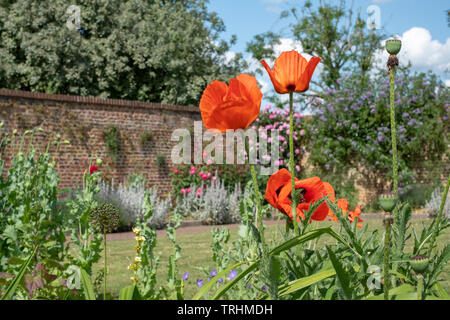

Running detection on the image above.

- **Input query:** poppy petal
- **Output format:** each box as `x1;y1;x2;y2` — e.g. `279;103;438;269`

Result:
260;59;289;94
199;80;228;130
273;51;308;91
295;57;321;92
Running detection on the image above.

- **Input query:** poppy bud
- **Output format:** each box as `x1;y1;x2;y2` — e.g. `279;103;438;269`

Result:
410;256;429;275
96;158;103;166
379;193;397;213
385;39;402;55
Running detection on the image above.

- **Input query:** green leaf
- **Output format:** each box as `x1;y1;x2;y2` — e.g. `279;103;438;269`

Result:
279;268;336;297
119;285;138;300
326;246;352;299
1;246;37;300
192;261;251;300
366;284;416;300
80;268;96;300
211;262;259;300
434;282;449;300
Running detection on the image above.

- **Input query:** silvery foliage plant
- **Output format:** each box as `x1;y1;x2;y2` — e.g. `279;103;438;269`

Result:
179;176;242;225
425;187;450;217
97;179;170;229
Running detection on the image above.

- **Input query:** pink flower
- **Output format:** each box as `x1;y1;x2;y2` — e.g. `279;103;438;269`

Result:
186;187;191;193
202;152;207;158
196;187;202;197
296;165;301;172
295;149;300;154
300;129;305;136
180;188;186;194
206;159;213;165
173;169;180;174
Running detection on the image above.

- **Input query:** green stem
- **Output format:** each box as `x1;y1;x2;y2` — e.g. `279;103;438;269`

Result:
390;69;399;201
383;217;391;300
384;68;398;300
427;174;450;257
250;164;266;254
417;274;423;300
288;91;299;236
103;232;107;300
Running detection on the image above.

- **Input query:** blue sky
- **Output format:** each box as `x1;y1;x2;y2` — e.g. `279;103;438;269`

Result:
209;0;449;53
208;0;450;95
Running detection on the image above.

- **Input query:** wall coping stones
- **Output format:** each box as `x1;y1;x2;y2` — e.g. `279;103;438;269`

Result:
0;89;200;114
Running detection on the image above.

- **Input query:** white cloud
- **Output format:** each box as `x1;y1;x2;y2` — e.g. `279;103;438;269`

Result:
446;79;450;87
261;0;288;14
374;27;450;76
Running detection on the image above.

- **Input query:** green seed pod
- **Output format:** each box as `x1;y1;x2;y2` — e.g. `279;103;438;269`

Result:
386;39;402;55
37;127;44;132
63;140;70;145
379;193;398;213
96;158;103;166
90;203;120;234
410;256;429;274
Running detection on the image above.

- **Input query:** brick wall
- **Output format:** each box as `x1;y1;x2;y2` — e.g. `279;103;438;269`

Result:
0;89;447;205
0;89;202;197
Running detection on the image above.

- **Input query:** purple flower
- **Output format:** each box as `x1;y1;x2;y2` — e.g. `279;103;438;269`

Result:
228;270;237;281
261;285;268;291
197;279;203;287
246;284;252;289
351;123;357;129
338;136;343;141
218;277;223;284
210;269;218;277
182;273;189;280
325;164;330;171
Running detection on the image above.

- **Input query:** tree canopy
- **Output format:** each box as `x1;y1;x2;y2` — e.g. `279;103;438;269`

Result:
0;0;246;106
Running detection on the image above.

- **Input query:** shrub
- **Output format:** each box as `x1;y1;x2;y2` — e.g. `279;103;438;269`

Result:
399;183;436;209
177;176;241;225
305;69;449;201
97;179;170;230
425;187;450;217
102;125;120;162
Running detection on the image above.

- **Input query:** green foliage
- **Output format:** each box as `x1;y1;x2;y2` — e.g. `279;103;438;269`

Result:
400;183;436;208
155;153;166;169
102;125;120;163
0;0;246;106
305;69;449;199
139;131;153;149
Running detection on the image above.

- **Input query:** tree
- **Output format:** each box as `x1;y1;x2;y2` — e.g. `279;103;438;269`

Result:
0;0;246;106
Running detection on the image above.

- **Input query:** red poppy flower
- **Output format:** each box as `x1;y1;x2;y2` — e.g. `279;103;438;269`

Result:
264;168;335;222
89;165;99;174
199;74;262;133
260;50;321;94
329;199;363;228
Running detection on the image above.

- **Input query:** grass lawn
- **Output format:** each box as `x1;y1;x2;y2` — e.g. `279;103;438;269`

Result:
92;218;450;299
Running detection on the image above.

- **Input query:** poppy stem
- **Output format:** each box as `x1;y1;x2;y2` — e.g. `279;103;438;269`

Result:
288;91;300;237
384;67;398;300
250;164;266;253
